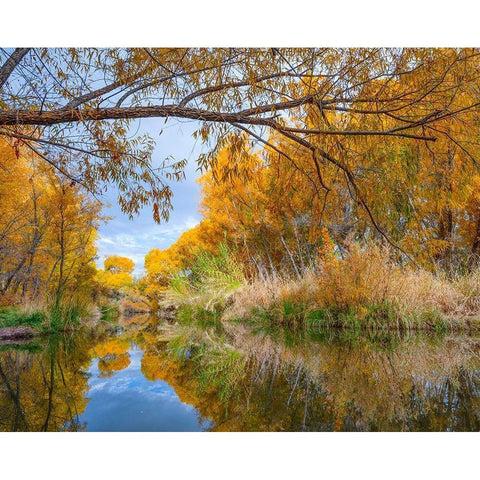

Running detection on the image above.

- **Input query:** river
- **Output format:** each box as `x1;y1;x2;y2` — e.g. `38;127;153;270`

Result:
1;314;479;431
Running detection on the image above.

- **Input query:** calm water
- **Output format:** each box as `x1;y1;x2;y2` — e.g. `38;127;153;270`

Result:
1;315;480;431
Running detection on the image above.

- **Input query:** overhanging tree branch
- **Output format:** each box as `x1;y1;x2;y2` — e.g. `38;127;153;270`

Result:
0;48;30;90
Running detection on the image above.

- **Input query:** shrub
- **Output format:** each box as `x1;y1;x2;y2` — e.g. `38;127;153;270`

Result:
163;242;245;312
225;243;480;331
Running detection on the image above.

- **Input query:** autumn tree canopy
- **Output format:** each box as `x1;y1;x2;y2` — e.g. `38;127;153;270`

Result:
104;256;135;275
97;255;135;292
0;138;101;303
2;48;480;252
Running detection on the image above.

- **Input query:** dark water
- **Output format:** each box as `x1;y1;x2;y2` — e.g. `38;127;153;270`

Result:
1;315;480;431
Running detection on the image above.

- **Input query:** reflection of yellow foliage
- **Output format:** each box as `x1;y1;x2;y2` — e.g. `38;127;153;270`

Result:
144;321;480;431
0;335;92;431
141;349;223;423
120;298;150;315
98;353;131;373
91;337;130;357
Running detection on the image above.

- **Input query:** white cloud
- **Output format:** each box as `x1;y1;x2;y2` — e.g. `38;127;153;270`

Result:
96;216;201;275
94;118;205;276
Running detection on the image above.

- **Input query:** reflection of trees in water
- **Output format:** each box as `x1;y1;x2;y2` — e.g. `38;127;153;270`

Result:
97;354;131;377
1;316;479;431
90;337;131;378
0;315;156;431
142;323;480;431
0;335;92;431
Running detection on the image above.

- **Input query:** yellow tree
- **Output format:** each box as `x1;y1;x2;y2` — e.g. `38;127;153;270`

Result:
145;221;222;300
0;139;103;304
97;256;135;293
2;47;480;251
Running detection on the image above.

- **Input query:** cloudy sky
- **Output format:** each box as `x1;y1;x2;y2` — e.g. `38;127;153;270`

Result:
96;118;207;275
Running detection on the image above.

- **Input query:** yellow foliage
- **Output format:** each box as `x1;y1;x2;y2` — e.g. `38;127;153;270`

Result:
104;255;135;274
145;220;223;297
0;138;102;304
98;271;133;290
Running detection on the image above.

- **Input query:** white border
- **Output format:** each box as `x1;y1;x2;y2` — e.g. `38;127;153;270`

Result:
1;0;479;47
1;1;479;477
0;432;478;479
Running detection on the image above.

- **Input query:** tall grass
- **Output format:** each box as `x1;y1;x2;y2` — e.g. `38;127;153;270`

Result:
163;243;245;312
0;306;45;329
45;295;91;331
0;300;85;333
161;242;480;332
225;244;480;331
0;289;96;333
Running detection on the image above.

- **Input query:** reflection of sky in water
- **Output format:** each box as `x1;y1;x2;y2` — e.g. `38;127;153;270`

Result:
79;346;212;432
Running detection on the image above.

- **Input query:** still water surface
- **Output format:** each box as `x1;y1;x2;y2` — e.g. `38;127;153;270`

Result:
81;346;211;431
1;315;479;431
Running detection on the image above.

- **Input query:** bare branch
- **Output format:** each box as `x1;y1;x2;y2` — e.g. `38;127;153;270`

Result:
0;48;30;90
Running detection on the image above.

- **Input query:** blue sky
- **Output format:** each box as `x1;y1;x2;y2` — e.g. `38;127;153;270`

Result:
96;118;207;275
79;345;212;431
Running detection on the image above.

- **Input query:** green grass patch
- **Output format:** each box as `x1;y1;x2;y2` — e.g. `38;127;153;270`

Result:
176;305;195;325
305;308;332;328
176;305;222;328
0;306;45;329
238;299;468;334
0;340;42;353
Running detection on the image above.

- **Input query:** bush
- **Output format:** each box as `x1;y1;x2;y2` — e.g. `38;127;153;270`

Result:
225;243;480;332
163;242;245;312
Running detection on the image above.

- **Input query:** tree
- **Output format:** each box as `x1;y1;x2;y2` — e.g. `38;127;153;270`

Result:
145;220;222;299
97;255;135;293
2;48;480;253
0;139;102;304
145;118;480;280
104;256;134;274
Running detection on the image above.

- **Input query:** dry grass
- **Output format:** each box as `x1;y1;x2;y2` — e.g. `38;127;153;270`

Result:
224;270;318;321
225;244;480;331
0;293;21;307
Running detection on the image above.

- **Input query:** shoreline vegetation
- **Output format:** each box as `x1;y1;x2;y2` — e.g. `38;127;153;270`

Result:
0;290;150;341
154;243;480;333
4;49;480;338
6;238;480;335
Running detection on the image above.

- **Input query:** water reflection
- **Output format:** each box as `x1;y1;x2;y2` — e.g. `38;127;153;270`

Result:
80;345;211;431
0;333;91;431
0;324;211;432
1;316;479;431
145;323;480;431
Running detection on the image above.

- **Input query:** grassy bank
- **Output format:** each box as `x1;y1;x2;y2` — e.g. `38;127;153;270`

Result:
161;244;480;333
0;297;94;335
0;306;45;330
0;293;151;338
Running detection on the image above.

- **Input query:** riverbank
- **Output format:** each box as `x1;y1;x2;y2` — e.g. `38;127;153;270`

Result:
0;306;45;339
0;302;92;340
160;245;480;333
0;294;151;342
